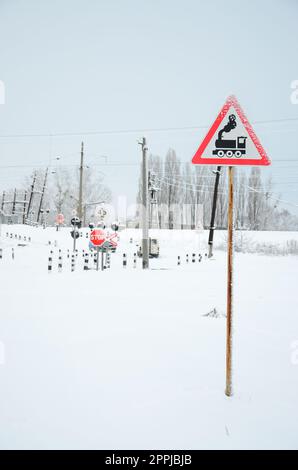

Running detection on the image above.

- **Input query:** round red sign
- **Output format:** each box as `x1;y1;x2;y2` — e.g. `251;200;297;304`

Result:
90;229;106;247
56;213;64;224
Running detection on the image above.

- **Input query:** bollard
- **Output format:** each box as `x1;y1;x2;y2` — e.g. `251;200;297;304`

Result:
0;248;2;259
67;249;70;259
186;254;189;263
10;233;12;239
106;252;111;269
86;232;89;238
28;237;31;242
177;255;181;266
6;232;8;237
15;234;17;239
192;253;196;263
75;249;78;258
48;254;53;273
84;253;89;271
123;253;127;268
24;236;26;242
48;241;51;245
12;248;15;260
71;254;75;272
199;254;202;263
58;254;62;273
133;252;137;269
19;235;21;240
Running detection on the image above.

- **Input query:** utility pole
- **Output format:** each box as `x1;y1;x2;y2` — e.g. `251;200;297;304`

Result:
1;191;5;212
148;171;159;229
140;137;149;269
208;166;221;258
37;168;48;223
23;191;27;224
12;189;17;215
78;141;84;220
27;172;37;219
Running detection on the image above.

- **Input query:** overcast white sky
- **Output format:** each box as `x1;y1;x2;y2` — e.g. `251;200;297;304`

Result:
0;0;298;213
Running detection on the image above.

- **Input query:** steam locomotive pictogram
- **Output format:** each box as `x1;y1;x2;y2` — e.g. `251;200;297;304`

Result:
212;114;247;158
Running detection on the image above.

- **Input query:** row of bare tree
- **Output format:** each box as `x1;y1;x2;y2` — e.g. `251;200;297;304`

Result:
136;149;298;231
1;167;112;226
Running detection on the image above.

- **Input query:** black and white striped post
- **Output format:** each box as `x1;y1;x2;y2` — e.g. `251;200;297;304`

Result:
67;249;70;259
186;254;189;263
133;252;137;269
123;253;127;268
48;252;53;273
192;253;196;263
177;255;181;266
71;254;75;272
84;253;89;271
58;253;63;273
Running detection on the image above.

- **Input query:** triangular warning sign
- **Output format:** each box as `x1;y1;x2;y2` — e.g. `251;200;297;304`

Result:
192;95;271;166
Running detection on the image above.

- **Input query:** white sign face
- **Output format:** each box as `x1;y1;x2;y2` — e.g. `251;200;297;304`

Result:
192;95;271;167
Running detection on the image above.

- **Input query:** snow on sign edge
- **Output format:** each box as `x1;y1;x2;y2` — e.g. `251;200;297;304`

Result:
192;95;271;167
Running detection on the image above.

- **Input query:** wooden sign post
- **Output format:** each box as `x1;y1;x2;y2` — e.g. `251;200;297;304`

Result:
225;166;234;397
191;95;271;396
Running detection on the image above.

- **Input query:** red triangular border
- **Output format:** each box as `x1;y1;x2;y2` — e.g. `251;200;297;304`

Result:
192;95;271;166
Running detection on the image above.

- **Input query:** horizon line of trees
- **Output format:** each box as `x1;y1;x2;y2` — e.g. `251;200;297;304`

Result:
136;149;298;231
0;166;112;226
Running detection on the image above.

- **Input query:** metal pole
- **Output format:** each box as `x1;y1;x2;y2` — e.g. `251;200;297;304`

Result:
141;137;149;269
208;166;221;258
73;226;77;252
37;168;48;223
225;166;234;397
96;247;100;271
78;141;84;219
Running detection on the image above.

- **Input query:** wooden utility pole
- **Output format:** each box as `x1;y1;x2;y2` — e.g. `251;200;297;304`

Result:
1;191;5;212
27;172;37;218
225;166;234;397
208;166;221;258
141;137;149;269
37;168;48;223
23;191;27;224
12;189;17;215
78;141;84;220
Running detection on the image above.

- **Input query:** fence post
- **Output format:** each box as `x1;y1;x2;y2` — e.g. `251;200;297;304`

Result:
48;253;53;273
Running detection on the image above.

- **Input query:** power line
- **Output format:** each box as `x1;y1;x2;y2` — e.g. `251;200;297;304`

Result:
0;117;297;139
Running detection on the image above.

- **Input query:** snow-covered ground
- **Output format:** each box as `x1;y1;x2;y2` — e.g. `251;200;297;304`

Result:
0;224;297;450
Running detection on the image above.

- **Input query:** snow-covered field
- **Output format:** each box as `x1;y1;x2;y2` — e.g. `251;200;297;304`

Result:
0;224;297;450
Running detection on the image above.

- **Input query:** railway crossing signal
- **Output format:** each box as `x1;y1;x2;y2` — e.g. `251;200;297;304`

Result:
192;95;271;166
192;95;271;398
90;229;106;247
90;229;107;271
